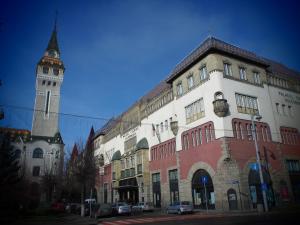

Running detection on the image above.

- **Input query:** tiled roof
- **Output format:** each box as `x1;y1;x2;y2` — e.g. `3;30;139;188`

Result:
265;58;300;79
140;80;171;103
94;117;121;137
166;37;269;82
47;28;60;54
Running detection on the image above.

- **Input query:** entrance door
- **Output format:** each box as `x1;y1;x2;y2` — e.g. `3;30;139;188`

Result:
191;169;215;209
227;188;238;210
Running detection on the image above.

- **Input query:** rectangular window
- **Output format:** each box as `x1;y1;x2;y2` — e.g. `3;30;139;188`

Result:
205;127;210;142
195;130;199;146
43;66;49;74
160;122;164;133
45;91;51;116
169;169;179;204
198;128;202;144
187;75;194;89
53;68;59;76
276;103;280;114
124;136;137;153
185;98;205;124
121;159;125;170
176;83;183;96
199;66;207;81
32;166;40;176
235;123;240;139
247;124;252;140
165;120;168;130
239;67;247;80
191;132;195;147
239;123;244;139
152;173;160;182
235;93;259;115
223;63;232;76
288;106;293;117
286;160;300;172
282;104;286;115
253;72;261;84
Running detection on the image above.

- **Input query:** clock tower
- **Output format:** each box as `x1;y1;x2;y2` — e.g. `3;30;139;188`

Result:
32;23;65;137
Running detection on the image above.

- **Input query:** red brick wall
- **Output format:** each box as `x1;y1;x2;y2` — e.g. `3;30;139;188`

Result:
179;122;222;179
149;138;177;183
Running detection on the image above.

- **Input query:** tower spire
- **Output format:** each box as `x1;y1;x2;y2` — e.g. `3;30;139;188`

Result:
46;12;60;55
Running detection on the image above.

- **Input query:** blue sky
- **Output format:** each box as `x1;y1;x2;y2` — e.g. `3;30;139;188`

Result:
0;0;299;150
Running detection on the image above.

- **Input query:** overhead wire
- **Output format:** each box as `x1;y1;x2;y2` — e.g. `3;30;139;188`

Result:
0;104;292;137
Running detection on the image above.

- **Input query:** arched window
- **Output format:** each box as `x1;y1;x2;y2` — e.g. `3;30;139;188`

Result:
32;148;43;158
15;149;21;159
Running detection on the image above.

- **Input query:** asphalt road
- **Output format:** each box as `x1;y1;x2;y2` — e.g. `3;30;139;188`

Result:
99;212;299;225
6;210;299;225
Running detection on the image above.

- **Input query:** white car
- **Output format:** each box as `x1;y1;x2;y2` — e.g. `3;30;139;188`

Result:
133;202;154;212
166;201;193;214
112;202;132;215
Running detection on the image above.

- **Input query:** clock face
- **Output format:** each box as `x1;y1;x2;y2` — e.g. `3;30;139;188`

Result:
48;50;57;58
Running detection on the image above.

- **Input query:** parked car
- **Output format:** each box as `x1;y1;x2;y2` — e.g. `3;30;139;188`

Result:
112;202;132;215
91;203;113;218
65;203;81;214
84;202;99;216
132;202;154;212
166;201;193;214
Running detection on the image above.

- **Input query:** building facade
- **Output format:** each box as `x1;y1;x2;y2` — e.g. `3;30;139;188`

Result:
93;37;300;211
0;24;65;203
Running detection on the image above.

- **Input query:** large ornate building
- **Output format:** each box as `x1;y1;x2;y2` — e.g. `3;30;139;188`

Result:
0;23;65;202
93;37;300;211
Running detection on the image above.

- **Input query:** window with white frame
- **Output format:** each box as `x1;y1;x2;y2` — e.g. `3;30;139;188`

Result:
253;72;261;84
176;82;183;96
239;67;247;80
185;98;205;124
187;74;194;89
223;63;232;76
235;93;259;115
199;66;207;81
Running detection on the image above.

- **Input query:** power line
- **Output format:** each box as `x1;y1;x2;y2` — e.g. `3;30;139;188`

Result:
0;103;293;136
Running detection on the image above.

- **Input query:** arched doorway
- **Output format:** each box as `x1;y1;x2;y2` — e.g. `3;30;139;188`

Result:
227;188;238;210
248;168;274;209
191;169;215;209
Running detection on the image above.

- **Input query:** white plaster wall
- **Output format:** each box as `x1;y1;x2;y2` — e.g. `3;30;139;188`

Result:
94;72;300;165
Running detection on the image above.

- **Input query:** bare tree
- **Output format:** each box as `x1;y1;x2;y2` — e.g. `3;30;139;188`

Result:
71;128;96;216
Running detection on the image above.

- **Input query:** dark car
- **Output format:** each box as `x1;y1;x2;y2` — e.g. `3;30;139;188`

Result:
91;203;113;218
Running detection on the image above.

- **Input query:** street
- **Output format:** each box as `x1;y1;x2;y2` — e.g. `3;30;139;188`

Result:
7;210;299;225
99;212;298;225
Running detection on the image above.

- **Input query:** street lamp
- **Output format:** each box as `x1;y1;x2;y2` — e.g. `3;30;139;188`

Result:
251;114;268;212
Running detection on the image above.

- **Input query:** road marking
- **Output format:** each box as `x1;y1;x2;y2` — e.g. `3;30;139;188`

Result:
115;221;131;224
100;221;119;225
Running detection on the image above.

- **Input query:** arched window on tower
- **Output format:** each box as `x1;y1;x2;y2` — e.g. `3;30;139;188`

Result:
32;148;43;158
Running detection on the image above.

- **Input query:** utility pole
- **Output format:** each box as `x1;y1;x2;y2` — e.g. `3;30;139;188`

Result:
251;114;268;212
